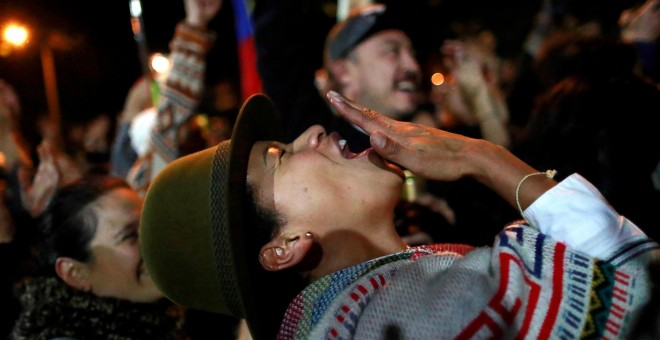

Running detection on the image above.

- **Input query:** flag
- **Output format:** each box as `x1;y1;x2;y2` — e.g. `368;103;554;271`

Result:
232;0;263;100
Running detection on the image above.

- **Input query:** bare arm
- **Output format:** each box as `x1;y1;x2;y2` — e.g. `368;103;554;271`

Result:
440;40;510;148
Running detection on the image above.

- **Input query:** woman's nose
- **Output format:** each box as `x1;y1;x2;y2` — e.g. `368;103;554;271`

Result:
293;125;326;151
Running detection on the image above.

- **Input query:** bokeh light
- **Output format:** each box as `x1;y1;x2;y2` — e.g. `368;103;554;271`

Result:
2;23;29;47
431;72;445;86
149;53;171;80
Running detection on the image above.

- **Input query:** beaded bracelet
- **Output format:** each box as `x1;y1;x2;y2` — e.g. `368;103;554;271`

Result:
515;169;557;218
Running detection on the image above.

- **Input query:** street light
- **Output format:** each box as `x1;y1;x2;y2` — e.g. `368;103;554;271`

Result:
2;23;28;48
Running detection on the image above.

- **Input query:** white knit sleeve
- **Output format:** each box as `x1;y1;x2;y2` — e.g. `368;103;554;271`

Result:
524;173;647;259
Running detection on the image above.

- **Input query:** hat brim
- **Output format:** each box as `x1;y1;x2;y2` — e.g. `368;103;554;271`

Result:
141;94;286;339
225;94;285;338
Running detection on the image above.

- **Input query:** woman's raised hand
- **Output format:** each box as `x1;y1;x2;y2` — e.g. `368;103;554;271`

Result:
185;0;222;28
327;90;485;182
327;90;555;210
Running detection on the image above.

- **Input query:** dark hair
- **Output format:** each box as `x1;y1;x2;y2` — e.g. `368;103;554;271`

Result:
245;181;323;278
37;175;130;275
245;181;286;252
244;181;309;337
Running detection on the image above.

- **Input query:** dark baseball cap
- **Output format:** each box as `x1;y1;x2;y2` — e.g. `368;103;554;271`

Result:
326;4;403;61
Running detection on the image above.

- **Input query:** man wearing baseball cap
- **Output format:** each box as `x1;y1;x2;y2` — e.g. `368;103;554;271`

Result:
322;4;421;117
317;3;423;151
253;2;422;152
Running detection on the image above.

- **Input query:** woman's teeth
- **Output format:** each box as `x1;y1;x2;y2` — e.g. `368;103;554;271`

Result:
339;139;357;158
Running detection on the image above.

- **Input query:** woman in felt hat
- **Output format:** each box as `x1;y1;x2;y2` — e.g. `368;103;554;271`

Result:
141;91;658;339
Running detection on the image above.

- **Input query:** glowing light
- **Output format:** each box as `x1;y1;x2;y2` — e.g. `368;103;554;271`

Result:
431;72;445;86
195;114;209;129
2;23;29;47
130;0;143;17
149;53;171;80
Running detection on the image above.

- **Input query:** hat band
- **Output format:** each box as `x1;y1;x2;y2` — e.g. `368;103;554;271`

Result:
210;142;243;317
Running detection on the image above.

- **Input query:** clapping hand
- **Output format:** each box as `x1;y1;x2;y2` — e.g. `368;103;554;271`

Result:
18;140;82;217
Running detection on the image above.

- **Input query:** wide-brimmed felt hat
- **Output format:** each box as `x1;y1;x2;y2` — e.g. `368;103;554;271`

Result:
141;94;291;339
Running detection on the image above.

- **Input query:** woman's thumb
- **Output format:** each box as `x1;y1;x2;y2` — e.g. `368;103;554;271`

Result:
371;132;400;159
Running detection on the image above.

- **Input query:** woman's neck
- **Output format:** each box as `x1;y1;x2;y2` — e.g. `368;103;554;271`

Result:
308;222;408;282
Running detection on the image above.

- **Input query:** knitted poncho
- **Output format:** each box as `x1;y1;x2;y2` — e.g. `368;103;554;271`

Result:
278;175;657;339
10;276;186;340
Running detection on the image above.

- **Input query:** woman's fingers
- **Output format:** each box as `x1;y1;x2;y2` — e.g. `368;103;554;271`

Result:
327;91;395;135
370;132;404;160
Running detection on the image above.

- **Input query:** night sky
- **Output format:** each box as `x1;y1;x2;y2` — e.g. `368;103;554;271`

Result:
0;0;637;140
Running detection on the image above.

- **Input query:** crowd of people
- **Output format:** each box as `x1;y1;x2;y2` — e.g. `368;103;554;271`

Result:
1;0;659;339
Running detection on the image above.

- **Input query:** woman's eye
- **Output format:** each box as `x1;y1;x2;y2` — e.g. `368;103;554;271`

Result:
122;232;138;242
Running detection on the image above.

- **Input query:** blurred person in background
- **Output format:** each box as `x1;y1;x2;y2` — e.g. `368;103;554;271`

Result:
403;26;517;246
619;0;660;85
0;80;31;176
1;80;82;338
0;146;21;338
421;36;510;148
506;0;658;140
498;0;660;247
10;175;188;339
115;0;219;197
512;33;660;242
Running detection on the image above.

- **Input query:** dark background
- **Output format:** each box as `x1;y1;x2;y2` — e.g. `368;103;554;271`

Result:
0;0;638;141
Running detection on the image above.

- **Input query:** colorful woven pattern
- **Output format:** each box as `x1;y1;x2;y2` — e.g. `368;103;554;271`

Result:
277;225;654;339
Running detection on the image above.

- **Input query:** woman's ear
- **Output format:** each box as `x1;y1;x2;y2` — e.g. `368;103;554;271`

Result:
259;232;314;272
55;257;91;292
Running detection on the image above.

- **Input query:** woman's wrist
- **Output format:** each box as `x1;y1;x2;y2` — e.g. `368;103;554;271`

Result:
465;139;551;209
462;138;504;180
184;17;208;29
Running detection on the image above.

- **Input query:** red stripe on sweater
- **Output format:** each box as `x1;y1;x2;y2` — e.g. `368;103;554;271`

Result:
538;242;566;337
